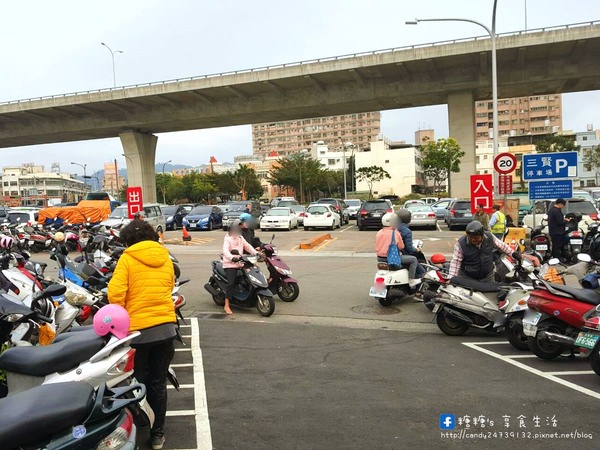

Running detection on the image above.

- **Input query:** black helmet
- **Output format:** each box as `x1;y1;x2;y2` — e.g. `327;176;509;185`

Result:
397;208;412;225
465;221;485;236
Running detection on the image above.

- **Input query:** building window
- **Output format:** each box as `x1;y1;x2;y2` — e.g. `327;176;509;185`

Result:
483;155;488;159
385;160;389;164
582;136;588;141
327;159;335;165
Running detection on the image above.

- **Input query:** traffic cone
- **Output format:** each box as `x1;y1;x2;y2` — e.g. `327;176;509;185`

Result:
182;226;191;243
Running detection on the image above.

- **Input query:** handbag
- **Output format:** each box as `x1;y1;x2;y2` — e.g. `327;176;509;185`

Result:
386;230;402;270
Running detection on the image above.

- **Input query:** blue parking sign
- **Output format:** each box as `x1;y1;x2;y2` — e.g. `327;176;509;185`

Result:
529;180;573;200
522;151;578;180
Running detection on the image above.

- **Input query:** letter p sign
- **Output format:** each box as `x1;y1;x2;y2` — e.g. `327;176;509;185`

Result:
555;159;567;174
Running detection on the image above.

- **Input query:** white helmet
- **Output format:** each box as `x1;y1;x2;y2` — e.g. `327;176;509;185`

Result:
54;232;66;242
0;235;14;249
381;212;398;227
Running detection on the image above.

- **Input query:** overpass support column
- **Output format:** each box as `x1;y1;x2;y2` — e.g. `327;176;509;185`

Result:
447;91;476;198
119;131;158;204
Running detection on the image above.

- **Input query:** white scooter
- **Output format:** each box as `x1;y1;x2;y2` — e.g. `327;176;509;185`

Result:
369;239;424;307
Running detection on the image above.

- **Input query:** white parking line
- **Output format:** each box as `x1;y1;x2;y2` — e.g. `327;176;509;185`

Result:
464;342;600;401
191;318;213;449
545;370;596;376
175;348;191;352
168;384;195;390
339;224;355;233
171;363;194;368
166;410;196;417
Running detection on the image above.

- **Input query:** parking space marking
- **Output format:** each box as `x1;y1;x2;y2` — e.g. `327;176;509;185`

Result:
175;348;192;352
171;363;194;368
166;410;196;417
464;342;600;401
314;237;338;251
190;318;213;449
339;225;355;233
545;370;596;376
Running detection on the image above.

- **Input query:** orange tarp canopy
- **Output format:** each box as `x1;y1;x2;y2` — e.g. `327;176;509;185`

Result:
37;200;112;224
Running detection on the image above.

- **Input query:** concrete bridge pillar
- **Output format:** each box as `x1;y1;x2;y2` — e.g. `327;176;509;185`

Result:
119;131;158;204
447;91;476;198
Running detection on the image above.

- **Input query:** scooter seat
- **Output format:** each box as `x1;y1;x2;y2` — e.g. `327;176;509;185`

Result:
0;329;104;377
548;283;600;305
0;381;94;449
450;276;502;293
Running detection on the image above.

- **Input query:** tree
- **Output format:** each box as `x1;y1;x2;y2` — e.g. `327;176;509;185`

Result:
535;134;580;153
269;154;323;202
583;144;600;186
355;166;391;199
421;138;465;194
227;165;263;200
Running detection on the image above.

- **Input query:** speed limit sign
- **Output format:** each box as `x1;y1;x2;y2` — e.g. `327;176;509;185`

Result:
494;153;517;174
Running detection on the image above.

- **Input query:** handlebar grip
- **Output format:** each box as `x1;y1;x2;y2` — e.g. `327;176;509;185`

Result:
36;314;53;324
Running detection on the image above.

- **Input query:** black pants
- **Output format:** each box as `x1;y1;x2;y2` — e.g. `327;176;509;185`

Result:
133;338;175;436
551;234;564;258
225;268;239;299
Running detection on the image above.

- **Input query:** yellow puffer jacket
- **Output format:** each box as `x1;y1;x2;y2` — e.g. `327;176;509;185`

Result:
108;240;176;331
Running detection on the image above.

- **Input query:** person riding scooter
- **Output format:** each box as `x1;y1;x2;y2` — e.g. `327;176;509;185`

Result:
448;221;520;282
396;208;425;278
239;213;262;250
375;213;420;288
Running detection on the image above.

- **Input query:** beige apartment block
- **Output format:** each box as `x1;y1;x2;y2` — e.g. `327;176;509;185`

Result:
252;112;381;157
475;95;562;141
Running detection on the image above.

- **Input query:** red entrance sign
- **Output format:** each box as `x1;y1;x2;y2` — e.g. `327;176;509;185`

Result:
470;174;493;213
126;187;143;219
498;174;513;195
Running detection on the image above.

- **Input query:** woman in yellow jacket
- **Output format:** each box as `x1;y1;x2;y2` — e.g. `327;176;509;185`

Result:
108;219;176;450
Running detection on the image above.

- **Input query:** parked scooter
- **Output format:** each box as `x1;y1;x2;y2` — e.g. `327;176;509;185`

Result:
523;270;600;359
0;381;144;450
528;218;552;262
562;212;584;264
204;252;275;316
262;235;300;302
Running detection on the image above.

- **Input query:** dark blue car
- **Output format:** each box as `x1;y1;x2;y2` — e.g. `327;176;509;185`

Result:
182;205;223;231
161;205;189;231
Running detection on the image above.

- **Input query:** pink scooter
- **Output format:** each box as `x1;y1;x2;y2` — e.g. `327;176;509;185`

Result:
261;236;299;302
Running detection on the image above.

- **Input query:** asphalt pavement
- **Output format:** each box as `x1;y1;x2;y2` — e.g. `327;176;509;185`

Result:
33;222;600;449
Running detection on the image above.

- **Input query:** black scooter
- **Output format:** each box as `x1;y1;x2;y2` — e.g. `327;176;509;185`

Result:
0;381;145;449
204;251;275;316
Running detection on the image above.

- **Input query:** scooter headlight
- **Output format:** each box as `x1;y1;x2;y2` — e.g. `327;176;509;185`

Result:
5;313;24;322
275;266;291;276
247;273;268;287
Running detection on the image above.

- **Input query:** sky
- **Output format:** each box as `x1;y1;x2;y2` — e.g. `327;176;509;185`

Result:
1;0;599;176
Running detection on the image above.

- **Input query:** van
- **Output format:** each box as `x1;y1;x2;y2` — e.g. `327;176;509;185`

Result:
100;203;166;232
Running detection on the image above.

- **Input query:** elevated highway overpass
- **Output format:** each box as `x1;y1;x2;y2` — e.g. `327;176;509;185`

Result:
1;21;599;201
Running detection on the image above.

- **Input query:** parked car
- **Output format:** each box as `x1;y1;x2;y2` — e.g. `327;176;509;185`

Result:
276;199;300;208
290;205;307;225
6;210;39;226
271;196;296;207
260;207;298;231
444;199;474;230
216;203;230;214
260;204;271;215
179;203;195;214
183;205;223;231
357;199;393;231
522;198;598;234
161;205;188;230
344;199;362;219
316;198;349;225
100;203;166;233
0;207;10;223
222;201;261;230
404;205;437;230
431;198;455;220
304;205;341;230
421;197;439;205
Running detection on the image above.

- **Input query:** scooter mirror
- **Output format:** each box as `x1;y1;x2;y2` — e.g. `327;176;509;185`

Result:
271;234;275;242
548;258;561;265
577;253;592;263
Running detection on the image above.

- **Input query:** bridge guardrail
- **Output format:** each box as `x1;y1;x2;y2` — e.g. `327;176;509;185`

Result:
1;20;598;106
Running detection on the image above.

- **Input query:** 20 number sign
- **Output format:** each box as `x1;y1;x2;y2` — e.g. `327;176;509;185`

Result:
493;153;517;175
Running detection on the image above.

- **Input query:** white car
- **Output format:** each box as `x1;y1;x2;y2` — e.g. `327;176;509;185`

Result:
303;205;341;231
260;207;298;231
522;198;599;234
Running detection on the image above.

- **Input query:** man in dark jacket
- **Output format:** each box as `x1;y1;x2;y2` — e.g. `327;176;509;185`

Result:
547;198;566;258
239;213;262;250
449;221;519;282
396;208;425;278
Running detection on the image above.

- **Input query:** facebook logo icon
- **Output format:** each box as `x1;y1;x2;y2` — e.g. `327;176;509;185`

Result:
440;414;455;430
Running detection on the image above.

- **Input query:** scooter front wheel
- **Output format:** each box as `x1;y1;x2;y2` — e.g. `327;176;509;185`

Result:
436;310;469;336
278;282;300;302
506;315;529;351
256;294;275;317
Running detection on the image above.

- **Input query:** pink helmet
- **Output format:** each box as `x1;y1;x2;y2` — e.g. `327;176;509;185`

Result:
93;304;130;339
0;235;13;249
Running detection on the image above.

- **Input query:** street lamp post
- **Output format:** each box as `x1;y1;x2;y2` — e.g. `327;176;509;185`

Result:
161;160;172;204
100;42;124;87
406;0;499;195
298;149;308;204
71;162;88;192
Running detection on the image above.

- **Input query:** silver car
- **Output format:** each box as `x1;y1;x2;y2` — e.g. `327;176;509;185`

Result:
405;205;438;230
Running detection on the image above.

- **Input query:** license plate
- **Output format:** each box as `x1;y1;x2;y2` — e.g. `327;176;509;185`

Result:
535;244;548;250
432;303;441;314
570;239;583;245
413;214;425;219
575;332;600;350
463;213;472;217
372;213;382;218
522;311;542;337
369;286;387;298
